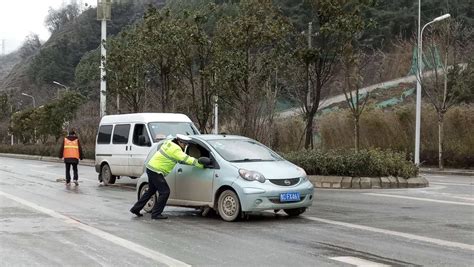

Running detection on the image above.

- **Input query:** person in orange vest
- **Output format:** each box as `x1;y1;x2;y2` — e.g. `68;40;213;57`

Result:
59;129;84;186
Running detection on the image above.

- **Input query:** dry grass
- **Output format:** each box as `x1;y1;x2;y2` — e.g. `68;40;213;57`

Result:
318;104;474;167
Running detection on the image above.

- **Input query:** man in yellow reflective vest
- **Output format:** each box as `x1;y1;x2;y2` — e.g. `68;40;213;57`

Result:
130;134;203;220
59;129;84;186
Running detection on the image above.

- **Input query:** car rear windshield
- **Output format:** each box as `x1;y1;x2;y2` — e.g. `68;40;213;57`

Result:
148;122;199;142
208;139;282;162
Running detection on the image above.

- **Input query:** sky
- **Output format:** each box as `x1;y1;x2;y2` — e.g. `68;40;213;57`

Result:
0;0;97;54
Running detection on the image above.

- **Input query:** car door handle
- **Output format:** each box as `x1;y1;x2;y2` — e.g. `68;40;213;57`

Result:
125;146;128;151
177;168;182;173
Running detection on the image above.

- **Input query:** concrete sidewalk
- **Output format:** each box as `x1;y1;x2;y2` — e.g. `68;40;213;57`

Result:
0;153;95;167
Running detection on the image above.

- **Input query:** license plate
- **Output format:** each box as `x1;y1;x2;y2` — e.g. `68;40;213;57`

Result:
280;192;300;202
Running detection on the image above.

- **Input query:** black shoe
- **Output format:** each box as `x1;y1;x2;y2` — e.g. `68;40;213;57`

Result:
130;209;143;217
151;214;168;220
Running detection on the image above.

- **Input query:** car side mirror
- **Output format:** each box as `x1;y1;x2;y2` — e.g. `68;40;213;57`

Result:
198;157;212;167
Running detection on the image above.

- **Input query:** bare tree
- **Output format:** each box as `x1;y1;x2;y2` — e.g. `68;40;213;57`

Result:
421;20;473;169
19;34;41;59
341;44;371;152
44;2;81;33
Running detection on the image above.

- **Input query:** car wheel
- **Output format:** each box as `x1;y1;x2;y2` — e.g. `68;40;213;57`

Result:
284;207;306;217
217;190;241;222
101;164;116;185
139;184;156;213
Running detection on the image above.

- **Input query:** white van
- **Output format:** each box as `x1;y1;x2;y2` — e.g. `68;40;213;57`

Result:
95;113;200;185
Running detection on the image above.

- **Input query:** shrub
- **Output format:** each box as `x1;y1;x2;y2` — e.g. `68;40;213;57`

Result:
283;148;418;178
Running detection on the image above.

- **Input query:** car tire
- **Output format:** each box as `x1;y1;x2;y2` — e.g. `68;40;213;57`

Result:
139;183;157;213
217;190;241;222
101;164;116;185
284;207;306;217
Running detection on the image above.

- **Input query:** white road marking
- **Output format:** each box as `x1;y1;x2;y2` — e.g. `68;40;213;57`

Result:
430;182;473;186
364;193;474;206
27;164;56;168
0;190;190;267
329;256;390;266
303;216;474;251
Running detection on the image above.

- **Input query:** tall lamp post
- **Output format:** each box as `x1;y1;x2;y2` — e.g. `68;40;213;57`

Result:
414;10;451;165
21;93;35;108
97;0;111;118
21;92;36;142
53;81;69;98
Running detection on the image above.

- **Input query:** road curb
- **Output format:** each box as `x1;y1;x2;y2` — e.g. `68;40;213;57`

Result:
419;168;474;176
308;175;429;189
0;153;95;167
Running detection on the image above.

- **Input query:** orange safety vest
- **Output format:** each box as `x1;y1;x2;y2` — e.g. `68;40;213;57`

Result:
63;138;80;159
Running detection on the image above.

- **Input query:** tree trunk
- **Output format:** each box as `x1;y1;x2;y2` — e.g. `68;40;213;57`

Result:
438;112;444;170
354;116;360;152
304;116;314;149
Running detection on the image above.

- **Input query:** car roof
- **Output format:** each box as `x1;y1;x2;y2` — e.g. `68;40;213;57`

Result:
99;113;192;124
191;134;252;142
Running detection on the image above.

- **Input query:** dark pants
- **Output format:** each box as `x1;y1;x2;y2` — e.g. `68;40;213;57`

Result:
131;169;170;218
65;162;78;183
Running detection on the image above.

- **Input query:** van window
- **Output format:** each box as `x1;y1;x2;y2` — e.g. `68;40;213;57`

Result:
97;125;113;144
112;124;131;144
148;122;199;142
132;124;151;146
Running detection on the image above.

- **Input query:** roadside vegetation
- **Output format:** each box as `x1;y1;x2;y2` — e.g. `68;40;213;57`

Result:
284;149;418;178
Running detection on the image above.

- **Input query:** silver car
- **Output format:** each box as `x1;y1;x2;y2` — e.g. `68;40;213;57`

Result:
136;135;314;221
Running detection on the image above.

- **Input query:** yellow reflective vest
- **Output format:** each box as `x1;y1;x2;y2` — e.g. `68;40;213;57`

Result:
146;140;203;175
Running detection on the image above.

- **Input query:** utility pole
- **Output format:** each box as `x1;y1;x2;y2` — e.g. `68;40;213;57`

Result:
1;39;5;55
97;0;111;118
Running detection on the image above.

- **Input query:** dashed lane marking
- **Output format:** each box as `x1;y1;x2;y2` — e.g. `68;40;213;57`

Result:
303;216;474;252
0;190;190;267
329;256;391;266
364;193;474;206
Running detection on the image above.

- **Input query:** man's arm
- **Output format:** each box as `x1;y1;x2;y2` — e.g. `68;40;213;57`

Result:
170;146;203;168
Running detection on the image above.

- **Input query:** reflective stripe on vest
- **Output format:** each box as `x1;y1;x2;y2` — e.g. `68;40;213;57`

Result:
158;148;190;165
63;138;80;159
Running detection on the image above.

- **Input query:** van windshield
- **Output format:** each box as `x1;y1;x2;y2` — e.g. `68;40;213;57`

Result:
148;122;199;142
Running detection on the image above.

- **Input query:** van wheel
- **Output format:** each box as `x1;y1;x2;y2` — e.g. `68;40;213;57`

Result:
217;190;241;222
140;184;156;213
101;164;116;185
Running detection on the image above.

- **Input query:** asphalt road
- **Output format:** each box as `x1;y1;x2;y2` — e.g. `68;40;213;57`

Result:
0;156;473;266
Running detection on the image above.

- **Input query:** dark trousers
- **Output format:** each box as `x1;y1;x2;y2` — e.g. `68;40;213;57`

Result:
65;162;78;183
131;169;170;217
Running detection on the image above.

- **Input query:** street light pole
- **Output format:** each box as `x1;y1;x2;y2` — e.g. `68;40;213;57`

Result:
21;93;35;108
97;0;111;118
10;104;13;145
21;92;36;143
52;81;69;98
414;11;450;165
213;96;218;134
